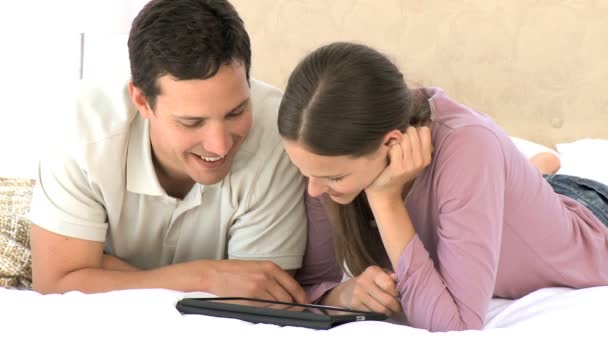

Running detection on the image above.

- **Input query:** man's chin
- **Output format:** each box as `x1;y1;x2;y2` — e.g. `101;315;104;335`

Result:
186;154;234;185
189;165;231;185
194;167;231;184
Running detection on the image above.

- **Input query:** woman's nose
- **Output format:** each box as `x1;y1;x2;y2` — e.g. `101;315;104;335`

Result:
307;177;326;197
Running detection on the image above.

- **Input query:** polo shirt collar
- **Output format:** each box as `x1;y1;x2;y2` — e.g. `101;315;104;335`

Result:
126;114;166;196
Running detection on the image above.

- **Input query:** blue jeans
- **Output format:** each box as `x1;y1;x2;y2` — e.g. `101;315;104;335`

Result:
543;174;608;228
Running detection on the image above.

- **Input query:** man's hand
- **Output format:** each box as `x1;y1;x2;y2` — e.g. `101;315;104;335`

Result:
203;260;308;304
323;265;402;316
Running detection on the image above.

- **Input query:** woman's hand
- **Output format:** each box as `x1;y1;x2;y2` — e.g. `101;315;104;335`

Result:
324;266;402;316
365;126;433;202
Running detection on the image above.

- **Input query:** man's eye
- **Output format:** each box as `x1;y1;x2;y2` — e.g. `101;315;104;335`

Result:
329;176;344;183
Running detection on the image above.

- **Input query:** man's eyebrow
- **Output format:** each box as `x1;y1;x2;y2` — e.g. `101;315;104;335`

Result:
174;97;250;120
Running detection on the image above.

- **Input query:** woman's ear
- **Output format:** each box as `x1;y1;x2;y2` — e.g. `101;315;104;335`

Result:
382;129;404;147
128;81;154;119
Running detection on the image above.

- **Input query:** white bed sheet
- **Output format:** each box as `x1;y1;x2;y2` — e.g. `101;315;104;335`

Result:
1;286;607;341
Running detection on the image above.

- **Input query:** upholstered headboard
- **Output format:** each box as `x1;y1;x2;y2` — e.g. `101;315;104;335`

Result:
232;0;608;148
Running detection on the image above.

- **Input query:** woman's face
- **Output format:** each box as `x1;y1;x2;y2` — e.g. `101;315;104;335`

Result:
282;139;388;204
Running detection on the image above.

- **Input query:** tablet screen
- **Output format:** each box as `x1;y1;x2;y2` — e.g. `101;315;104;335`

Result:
198;297;371;316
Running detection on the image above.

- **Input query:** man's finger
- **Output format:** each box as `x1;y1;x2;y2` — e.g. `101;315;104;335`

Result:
263;279;295;303
273;270;308;304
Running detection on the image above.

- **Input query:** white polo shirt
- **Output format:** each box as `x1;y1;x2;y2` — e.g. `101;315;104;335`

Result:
29;79;307;270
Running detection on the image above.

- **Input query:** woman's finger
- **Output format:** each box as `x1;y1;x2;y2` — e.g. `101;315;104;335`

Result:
373;273;400;297
418;126;433;165
360;294;396;316
396;133;411;170
387;141;404;172
405;127;422;168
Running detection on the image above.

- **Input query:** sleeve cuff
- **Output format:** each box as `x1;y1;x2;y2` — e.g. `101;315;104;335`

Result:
304;281;341;304
228;254;303;271
28;212;107;242
395;234;429;291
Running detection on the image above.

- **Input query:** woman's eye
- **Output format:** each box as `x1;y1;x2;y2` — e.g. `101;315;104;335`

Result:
329;177;343;183
182;120;201;127
226;110;244;119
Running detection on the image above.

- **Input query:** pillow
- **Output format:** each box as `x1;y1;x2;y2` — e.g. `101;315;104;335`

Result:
556;139;608;186
509;136;559;159
0;177;35;288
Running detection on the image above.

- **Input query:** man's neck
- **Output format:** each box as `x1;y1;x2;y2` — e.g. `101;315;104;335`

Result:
160;176;195;199
152;155;195;200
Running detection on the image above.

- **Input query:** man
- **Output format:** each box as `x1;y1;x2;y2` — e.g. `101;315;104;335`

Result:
29;0;307;304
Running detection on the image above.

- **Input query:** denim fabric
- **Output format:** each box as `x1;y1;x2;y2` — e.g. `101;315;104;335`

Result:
543;174;608;228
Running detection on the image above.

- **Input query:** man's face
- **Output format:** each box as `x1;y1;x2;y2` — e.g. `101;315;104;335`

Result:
133;63;252;188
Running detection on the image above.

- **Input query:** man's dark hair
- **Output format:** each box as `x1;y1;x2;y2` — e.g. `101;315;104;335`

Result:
128;0;251;108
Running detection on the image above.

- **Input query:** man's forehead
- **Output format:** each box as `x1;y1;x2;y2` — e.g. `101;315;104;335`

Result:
154;72;250;114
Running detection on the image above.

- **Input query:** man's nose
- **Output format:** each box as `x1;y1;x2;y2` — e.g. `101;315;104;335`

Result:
307;177;327;197
203;122;232;156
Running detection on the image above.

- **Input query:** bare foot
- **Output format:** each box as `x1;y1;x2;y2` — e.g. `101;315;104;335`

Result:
529;152;561;175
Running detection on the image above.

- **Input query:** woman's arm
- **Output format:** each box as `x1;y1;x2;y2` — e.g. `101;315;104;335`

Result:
367;126;506;331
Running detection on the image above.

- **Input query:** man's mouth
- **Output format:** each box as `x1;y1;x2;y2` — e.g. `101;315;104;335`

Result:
199;155;225;162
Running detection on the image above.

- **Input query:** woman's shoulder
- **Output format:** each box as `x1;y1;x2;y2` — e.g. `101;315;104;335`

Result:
424;88;515;157
425;88;497;131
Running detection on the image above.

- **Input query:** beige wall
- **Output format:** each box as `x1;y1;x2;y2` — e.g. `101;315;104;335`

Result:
232;0;608;148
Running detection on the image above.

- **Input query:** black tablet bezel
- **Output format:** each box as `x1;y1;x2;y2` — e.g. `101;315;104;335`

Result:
176;296;387;329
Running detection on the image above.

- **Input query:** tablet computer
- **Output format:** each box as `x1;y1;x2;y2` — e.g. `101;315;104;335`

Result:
175;296;388;330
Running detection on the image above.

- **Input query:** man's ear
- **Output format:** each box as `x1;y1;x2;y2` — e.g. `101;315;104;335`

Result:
128;81;154;119
382;129;404;147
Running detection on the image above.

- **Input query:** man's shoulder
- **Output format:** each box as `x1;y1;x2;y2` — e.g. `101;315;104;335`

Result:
228;80;294;186
239;79;284;156
44;78;137;177
61;78;138;146
250;79;283;130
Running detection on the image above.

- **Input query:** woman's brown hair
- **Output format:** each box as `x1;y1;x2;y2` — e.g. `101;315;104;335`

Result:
278;42;431;276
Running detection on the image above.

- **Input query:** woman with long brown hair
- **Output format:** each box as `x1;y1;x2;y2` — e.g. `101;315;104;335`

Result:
281;42;608;332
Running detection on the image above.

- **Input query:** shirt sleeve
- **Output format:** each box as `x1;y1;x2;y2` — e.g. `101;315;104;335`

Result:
28;150;108;242
295;191;343;303
227;142;308;271
395;126;506;331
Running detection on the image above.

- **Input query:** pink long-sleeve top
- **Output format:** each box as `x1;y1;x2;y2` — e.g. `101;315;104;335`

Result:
295;88;608;332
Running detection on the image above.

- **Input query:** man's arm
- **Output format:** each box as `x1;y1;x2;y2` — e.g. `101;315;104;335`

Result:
31;224;306;302
31;224;202;293
102;254;139;272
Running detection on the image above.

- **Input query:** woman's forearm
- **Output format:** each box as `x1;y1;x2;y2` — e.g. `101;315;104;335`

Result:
366;193;416;268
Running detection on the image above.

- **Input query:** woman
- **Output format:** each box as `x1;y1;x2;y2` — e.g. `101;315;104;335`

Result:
281;42;608;332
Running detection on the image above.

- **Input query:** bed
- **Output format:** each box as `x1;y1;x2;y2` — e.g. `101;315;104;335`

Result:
2;0;608;340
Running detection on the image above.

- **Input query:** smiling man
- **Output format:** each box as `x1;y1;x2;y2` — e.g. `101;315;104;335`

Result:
28;0;307;303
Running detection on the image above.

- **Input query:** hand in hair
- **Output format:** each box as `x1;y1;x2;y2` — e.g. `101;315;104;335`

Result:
323;265;401;316
365;126;433;201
